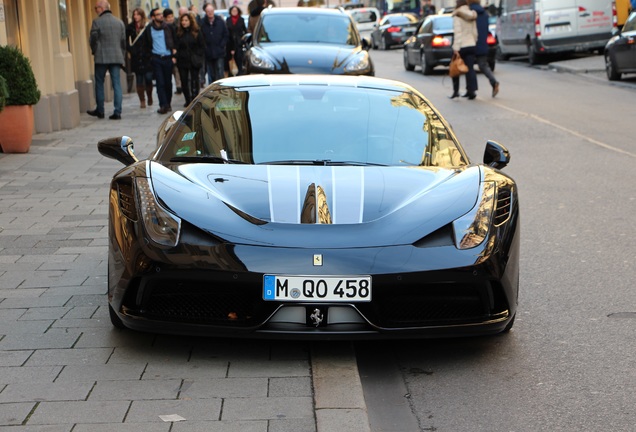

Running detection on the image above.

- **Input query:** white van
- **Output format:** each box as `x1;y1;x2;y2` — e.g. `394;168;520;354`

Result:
495;0;617;64
348;7;381;41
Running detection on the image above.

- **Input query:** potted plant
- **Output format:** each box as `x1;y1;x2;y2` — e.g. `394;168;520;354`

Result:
0;45;41;153
0;75;7;113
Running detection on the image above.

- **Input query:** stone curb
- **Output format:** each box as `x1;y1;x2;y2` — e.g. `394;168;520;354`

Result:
312;342;371;432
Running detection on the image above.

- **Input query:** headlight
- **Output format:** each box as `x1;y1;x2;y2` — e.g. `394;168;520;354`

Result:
344;52;371;73
135;177;181;247
249;50;276;70
452;182;495;249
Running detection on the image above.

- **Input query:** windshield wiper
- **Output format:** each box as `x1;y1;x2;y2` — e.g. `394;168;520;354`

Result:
169;156;248;164
261;159;388;166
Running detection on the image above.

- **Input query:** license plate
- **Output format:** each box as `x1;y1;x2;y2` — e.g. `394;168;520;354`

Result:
545;24;570;33
263;275;371;302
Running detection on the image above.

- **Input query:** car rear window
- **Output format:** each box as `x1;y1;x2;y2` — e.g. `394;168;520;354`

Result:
434;17;453;31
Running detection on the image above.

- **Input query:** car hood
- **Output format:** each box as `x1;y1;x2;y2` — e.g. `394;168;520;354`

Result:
254;43;365;74
150;162;481;247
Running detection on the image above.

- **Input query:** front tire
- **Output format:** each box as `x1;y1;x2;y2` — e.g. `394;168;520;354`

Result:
527;41;541;65
495;45;509;61
501;314;515;333
605;53;621;81
421;51;433;75
380;36;387;51
403;49;415;71
108;303;126;329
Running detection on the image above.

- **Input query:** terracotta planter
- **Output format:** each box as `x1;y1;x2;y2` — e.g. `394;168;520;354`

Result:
0;105;34;153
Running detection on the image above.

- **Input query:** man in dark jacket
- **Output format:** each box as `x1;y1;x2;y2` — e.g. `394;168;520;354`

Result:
87;0;126;120
145;8;177;114
466;0;499;97
201;3;229;84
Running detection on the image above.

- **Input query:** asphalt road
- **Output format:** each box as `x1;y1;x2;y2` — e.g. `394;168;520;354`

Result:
358;49;636;431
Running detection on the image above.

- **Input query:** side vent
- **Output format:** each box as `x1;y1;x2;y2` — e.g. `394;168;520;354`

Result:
117;181;137;221
494;188;511;226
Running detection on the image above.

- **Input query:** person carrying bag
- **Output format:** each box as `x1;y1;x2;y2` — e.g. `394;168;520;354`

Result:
449;52;468;78
449;0;478;99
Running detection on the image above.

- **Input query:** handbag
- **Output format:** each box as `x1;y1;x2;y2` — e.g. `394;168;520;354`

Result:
229;57;239;76
449;52;468;78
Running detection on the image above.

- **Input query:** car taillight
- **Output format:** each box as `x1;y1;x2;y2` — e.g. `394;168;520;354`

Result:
486;33;496;45
387;26;401;33
432;35;451;47
534;10;541;37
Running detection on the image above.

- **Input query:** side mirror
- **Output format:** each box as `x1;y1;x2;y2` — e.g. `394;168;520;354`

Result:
242;33;253;47
361;37;371;51
483;140;509;169
98;136;138;166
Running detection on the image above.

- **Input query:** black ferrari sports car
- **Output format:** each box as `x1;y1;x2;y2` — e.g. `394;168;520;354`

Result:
99;74;519;339
242;7;374;76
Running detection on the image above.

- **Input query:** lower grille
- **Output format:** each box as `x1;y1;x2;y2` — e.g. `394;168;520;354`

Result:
367;283;507;329
122;279;274;327
120;275;509;330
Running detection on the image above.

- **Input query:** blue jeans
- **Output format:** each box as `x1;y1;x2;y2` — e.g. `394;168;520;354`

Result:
94;63;122;115
207;57;225;85
151;56;174;109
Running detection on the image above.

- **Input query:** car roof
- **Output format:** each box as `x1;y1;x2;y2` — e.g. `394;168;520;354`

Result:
349;7;380;13
262;6;350;16
214;74;415;93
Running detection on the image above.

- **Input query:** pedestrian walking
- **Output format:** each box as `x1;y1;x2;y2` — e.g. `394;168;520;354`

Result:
163;8;183;95
226;6;247;76
190;5;207;87
248;0;268;34
201;3;229;84
87;0;126;120
144;8;177;114
126;7;153;108
450;0;478;100
421;0;436;17
175;12;206;107
457;0;500;97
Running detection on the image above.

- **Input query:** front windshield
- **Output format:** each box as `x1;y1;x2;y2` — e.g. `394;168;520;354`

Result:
156;85;467;168
257;14;358;45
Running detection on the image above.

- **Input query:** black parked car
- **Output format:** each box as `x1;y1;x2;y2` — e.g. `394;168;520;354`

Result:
605;11;636;81
403;13;497;75
98;74;519;339
242;7;373;76
370;13;420;50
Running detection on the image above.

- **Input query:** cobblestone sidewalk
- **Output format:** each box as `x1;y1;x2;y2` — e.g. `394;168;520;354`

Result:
0;90;320;431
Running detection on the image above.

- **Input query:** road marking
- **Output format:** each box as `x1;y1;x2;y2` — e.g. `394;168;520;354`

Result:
493;103;636;159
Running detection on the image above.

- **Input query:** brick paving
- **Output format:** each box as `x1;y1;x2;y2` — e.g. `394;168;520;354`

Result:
0;90;320;431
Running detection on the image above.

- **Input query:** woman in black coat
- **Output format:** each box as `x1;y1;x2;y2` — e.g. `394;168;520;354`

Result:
175;13;206;107
226;6;247;76
126;7;153;108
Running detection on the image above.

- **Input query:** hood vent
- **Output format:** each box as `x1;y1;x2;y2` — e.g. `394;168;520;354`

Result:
494;188;512;226
117;181;137;221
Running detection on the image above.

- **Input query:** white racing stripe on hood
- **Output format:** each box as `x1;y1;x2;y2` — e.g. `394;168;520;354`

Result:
332;166;364;224
267;165;301;223
266;165;365;224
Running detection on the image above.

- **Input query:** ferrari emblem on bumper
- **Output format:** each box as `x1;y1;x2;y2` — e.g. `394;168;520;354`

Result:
310;308;323;327
313;254;323;266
